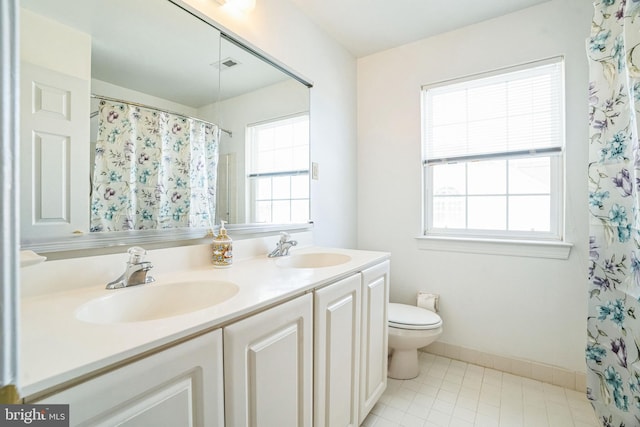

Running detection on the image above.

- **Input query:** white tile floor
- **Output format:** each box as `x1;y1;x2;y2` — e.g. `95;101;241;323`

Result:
362;353;600;427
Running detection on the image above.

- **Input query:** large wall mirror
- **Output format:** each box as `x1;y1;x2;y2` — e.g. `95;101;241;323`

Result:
19;0;312;254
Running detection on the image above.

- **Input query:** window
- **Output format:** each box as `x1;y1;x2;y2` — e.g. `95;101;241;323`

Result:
246;114;309;223
422;57;564;240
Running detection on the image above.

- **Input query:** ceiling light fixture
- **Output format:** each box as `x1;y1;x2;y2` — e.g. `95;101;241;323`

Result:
216;0;256;13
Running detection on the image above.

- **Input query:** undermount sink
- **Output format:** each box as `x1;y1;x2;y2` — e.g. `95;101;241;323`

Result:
76;280;239;324
275;252;352;269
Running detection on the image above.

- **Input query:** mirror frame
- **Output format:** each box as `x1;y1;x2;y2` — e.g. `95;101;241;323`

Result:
20;0;314;256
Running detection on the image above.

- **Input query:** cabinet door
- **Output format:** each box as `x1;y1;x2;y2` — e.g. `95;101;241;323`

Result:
35;330;224;427
224;293;313;427
314;274;361;427
359;260;390;423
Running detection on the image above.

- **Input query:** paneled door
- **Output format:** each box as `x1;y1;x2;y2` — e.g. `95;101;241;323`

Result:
20;62;90;241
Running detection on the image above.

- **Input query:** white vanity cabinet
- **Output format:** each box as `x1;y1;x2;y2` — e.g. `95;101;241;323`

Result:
25;256;390;427
223;293;313;427
359;260;390;424
313;260;390;427
34;329;224;427
314;273;362;427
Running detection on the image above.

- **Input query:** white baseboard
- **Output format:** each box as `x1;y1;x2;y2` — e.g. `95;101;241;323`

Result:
422;342;586;392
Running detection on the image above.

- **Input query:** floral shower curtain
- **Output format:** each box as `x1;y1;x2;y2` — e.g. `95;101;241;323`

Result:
90;100;219;232
588;0;640;424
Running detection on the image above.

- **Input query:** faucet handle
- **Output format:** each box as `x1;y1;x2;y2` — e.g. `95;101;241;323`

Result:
127;246;147;264
279;232;290;243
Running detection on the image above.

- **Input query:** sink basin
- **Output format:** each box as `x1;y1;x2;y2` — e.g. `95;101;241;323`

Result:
275;252;351;269
76;280;239;324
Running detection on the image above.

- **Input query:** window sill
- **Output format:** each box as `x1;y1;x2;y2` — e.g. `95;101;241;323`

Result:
415;236;572;260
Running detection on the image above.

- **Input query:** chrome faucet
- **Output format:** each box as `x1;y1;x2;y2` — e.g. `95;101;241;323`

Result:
268;232;298;257
106;246;155;289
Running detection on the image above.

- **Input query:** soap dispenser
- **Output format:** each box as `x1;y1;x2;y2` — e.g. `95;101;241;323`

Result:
212;220;233;268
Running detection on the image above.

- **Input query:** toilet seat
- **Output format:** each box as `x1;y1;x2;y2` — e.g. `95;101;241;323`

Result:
388;303;442;330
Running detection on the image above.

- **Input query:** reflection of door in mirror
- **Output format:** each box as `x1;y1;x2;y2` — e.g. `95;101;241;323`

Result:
19;10;92;243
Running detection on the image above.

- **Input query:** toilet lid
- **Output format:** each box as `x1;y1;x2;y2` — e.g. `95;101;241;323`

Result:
388;303;442;330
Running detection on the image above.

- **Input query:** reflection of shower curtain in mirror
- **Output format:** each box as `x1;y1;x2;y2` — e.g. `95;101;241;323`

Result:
90;100;219;231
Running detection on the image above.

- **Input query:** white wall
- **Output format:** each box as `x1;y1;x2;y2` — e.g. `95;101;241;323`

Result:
181;0;358;248
357;0;591;372
91;79;200;117
20;9;91;79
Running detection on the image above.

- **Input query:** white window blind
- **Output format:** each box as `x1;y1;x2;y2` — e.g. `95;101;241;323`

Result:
423;58;564;164
247;115;309;176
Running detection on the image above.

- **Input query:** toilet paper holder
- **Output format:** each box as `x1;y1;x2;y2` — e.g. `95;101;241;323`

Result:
417;291;439;313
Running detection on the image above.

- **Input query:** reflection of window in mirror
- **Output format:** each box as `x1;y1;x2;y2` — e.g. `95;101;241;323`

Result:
246;115;310;223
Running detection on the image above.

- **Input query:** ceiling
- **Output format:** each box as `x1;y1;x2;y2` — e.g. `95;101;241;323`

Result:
286;0;552;57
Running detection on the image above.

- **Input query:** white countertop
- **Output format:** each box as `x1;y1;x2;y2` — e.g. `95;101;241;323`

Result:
20;246;389;398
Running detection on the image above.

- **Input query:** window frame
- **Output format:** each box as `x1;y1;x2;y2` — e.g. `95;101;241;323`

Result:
421;57;566;242
245;113;310;224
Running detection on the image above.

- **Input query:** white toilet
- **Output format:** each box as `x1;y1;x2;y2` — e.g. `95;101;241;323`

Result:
387;303;443;380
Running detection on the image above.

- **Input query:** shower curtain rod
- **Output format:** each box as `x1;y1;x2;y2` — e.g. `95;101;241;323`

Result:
90;94;232;138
